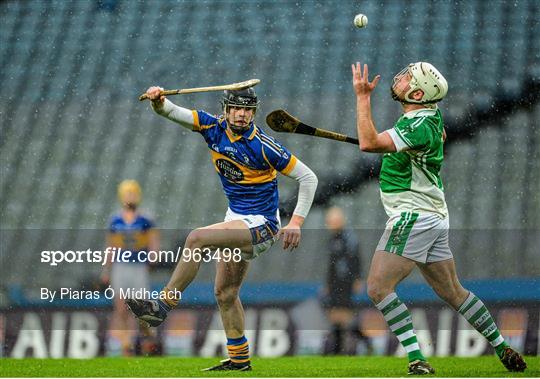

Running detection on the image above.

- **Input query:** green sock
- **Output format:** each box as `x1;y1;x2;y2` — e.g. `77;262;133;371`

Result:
408;349;426;362
494;341;510;358
376;293;426;362
458;291;508;358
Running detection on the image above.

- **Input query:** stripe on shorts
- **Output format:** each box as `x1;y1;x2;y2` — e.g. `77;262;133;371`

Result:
384;212;419;255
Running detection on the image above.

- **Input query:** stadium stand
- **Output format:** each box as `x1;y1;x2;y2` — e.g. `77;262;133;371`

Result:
1;0;538;298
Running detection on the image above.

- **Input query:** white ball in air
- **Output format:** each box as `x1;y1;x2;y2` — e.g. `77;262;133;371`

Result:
354;13;368;28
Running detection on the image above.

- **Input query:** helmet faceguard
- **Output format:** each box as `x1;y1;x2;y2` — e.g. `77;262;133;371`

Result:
221;88;259;134
391;62;448;104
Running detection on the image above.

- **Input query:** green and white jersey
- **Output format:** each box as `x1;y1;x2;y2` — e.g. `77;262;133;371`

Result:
381;108;448;218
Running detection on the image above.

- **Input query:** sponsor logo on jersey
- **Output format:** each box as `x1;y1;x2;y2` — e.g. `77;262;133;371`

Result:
225;151;237;160
216;159;244;182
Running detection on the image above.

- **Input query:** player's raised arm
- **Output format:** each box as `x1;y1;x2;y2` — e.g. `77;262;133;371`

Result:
352;63;397;153
146;86;196;130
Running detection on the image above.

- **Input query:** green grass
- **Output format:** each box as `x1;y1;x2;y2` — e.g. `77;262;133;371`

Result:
1;356;538;377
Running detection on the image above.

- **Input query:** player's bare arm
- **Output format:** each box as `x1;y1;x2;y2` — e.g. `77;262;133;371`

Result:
351;63;396;153
145;86;196;130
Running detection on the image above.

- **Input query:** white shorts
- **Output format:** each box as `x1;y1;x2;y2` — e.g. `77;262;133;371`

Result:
376;212;453;263
111;263;150;294
224;208;281;260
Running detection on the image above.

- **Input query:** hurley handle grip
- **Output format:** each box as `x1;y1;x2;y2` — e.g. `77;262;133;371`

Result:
139;90;181;101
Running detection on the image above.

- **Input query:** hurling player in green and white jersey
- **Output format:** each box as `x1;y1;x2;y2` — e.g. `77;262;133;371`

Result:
351;62;527;375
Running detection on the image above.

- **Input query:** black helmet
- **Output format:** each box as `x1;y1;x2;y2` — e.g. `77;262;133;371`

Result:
221;88;259;110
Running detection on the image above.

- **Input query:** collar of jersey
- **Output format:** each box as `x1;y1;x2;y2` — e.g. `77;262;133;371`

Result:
224;122;257;142
402;107;437;119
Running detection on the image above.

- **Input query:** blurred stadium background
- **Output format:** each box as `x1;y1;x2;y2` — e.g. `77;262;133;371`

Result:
1;0;538;359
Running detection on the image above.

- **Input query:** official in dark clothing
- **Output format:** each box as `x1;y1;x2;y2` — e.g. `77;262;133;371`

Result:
322;206;363;355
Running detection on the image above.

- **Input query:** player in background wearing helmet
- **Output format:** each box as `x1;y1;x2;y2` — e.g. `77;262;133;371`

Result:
351;62;527;374
101;180;160;356
126;86;318;371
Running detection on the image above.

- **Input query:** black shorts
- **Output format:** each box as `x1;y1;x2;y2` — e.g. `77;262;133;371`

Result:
322;293;354;309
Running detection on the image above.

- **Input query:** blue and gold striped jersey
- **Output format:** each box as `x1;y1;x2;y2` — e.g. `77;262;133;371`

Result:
192;110;297;221
109;214;155;262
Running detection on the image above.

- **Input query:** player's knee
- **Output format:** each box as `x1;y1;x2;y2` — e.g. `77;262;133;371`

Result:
214;286;239;306
366;281;390;304
185;228;206;248
435;284;467;308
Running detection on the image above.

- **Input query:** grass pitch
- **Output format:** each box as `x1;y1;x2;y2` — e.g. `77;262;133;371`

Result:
1;356;538;377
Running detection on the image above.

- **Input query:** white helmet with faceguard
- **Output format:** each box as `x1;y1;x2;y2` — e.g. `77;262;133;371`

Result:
392;62;448;104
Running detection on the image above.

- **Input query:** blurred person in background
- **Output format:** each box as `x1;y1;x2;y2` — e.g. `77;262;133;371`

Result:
351;62;527;374
101;179;160;356
322;206;366;355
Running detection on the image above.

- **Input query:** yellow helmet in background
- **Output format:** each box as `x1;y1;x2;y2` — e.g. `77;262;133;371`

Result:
118;179;142;207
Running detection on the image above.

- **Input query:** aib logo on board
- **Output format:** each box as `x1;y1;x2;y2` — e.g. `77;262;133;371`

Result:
216;159;244;182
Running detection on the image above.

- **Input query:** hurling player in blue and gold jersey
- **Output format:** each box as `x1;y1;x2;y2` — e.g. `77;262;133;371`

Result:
101;180;159;356
126;86;318;371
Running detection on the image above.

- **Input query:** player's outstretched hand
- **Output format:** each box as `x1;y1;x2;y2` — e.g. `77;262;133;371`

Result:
146;86;165;108
352;62;380;97
277;223;301;251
